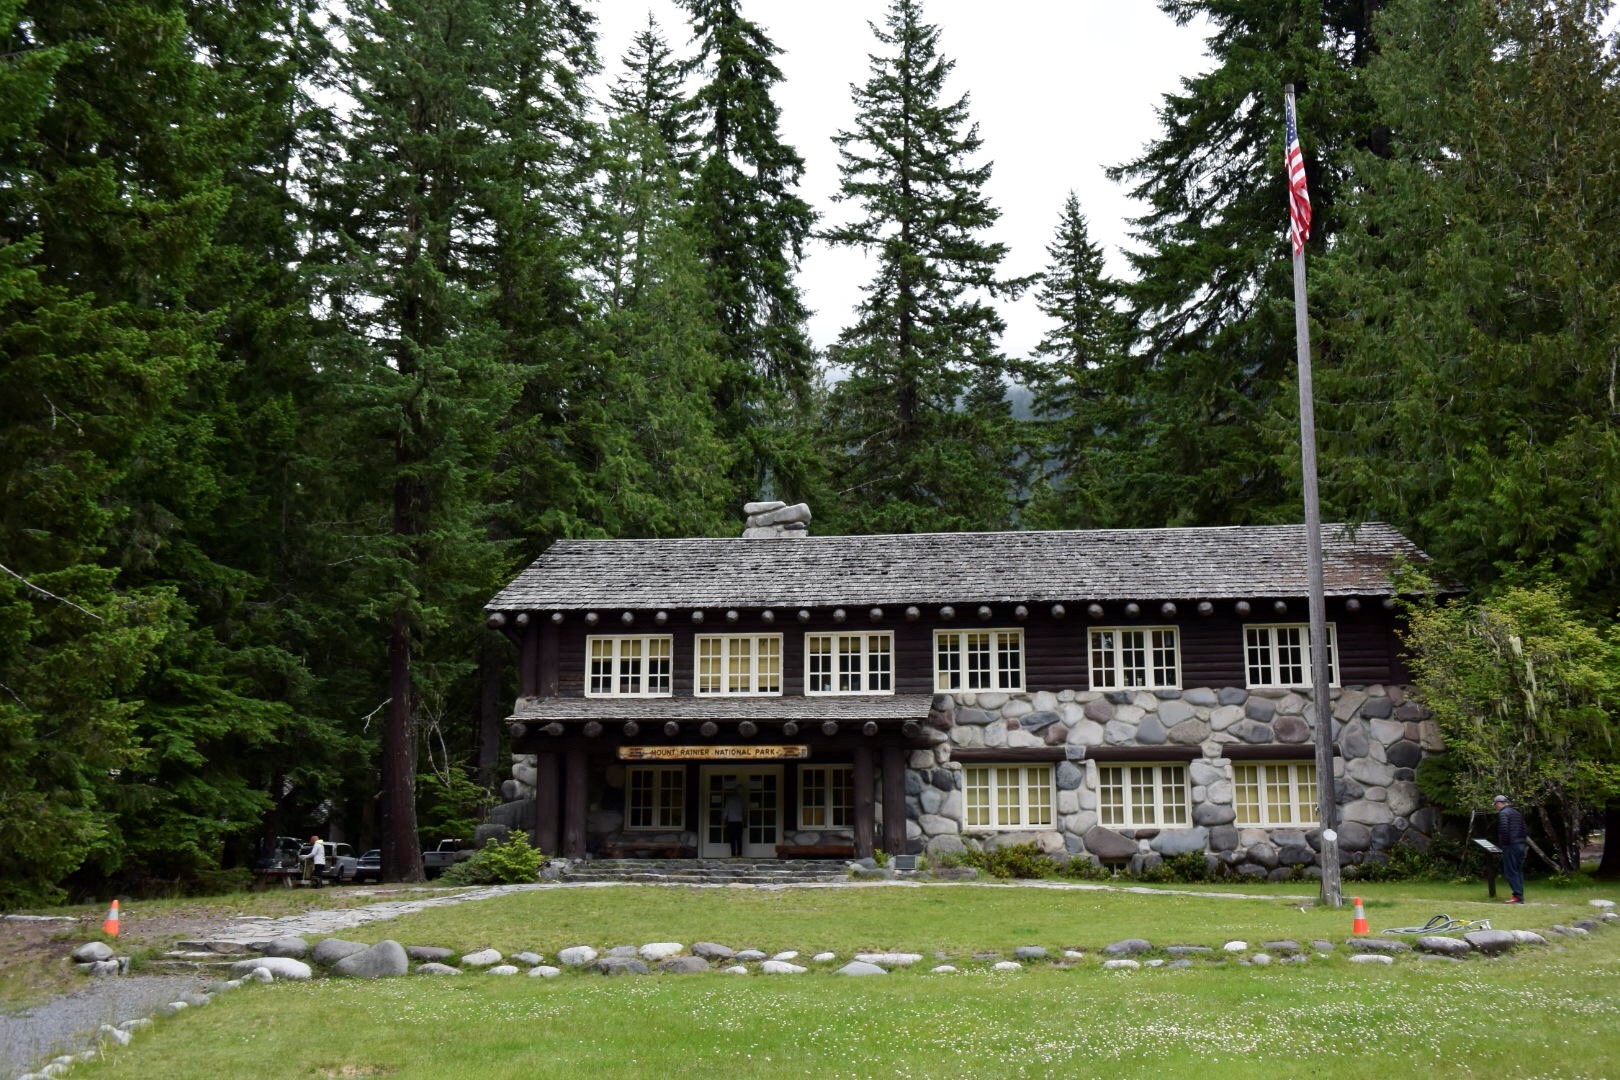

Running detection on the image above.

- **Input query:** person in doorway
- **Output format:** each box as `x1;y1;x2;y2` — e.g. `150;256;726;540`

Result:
722;784;746;858
304;834;326;887
1494;795;1527;903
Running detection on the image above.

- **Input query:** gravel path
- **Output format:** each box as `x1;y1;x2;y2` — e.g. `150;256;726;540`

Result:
1;974;208;1078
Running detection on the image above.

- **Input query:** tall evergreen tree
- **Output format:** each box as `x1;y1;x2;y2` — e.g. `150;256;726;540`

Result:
318;0;518;881
1025;192;1128;530
819;0;1028;534
1104;0;1385;527
1318;0;1620;611
679;0;816;492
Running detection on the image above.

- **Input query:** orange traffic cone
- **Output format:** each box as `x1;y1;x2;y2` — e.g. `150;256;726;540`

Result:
1351;896;1369;936
102;899;120;937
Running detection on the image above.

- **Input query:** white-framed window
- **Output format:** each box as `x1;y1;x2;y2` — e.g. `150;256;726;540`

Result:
1089;627;1181;690
934;629;1024;693
1098;763;1190;827
1244;623;1339;688
805;632;893;695
963;764;1053;830
1233;761;1319;827
695;634;782;695
798;765;854;829
626;766;685;830
586;636;673;697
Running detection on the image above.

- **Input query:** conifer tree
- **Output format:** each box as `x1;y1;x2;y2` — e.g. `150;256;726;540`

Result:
1105;0;1385;526
1318;0;1620;612
678;0;815;492
318;0;518;881
819;0;1028;533
1025;192;1128;529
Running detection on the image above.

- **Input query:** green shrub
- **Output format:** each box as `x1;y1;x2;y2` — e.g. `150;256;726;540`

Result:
439;834;543;886
953;842;1059;880
1344;841;1443;883
1054;857;1113;882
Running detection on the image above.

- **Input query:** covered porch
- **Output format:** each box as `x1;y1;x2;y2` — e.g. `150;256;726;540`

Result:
507;696;940;860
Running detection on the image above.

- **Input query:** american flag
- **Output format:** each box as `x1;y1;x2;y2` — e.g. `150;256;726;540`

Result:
1285;96;1311;255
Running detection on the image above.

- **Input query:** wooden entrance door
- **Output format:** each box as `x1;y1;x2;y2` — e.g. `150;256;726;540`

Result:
699;766;781;858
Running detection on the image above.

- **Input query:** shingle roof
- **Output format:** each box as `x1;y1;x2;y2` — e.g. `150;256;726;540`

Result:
488;523;1429;612
509;695;935;724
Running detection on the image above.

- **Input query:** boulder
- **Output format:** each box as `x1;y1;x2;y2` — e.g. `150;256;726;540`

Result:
930;964;958;974
835;961;887;976
1415;936;1471;957
993;961;1022;971
1261;940;1302;955
71;942;115;963
1509;930;1548;946
332;940;409;979
1347;954;1393;965
1013;946;1048;961
760;960;806;974
1103;938;1151;957
406;945;455;962
558;946;598;967
1082;827;1138;861
853;952;923;968
461;949;503;967
735;949;768;962
1163;945;1211;957
594;957;649;976
512;952;543;966
1150;826;1209;855
311;939;367;965
691;942;735;960
639;942;685;961
1101;959;1140;970
229;957;312;981
529;966;561;978
1462;930;1517;956
486;965;520;976
812;952;837;962
1193;803;1236;827
261;937;310;959
415;963;461;975
1345;938;1409;954
1272;715;1310;743
660;956;710;974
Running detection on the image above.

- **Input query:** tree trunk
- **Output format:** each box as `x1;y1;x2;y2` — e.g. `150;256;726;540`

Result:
382;614;425;882
1596;802;1620;880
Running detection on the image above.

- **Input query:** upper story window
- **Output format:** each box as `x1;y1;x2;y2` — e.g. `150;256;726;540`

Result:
1245;623;1339;688
805;632;893;695
1089;627;1180;690
963;764;1053;830
1233;761;1319;827
696;634;782;695
934;629;1024;693
586;635;673;697
1098;763;1189;827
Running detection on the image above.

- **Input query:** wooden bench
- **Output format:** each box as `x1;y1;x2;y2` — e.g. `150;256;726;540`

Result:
596;842;694;859
774;843;854;859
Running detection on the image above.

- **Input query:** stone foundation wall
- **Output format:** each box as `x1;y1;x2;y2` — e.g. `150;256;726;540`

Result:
908;685;1443;877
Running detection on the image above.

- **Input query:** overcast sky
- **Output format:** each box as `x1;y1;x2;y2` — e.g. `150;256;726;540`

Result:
591;1;1214;361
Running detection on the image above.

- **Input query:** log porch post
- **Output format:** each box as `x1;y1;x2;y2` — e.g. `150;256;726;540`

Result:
852;745;875;859
881;745;906;856
533;752;560;857
562;749;588;858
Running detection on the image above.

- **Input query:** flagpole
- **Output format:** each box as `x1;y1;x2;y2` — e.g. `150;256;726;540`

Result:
1285;83;1342;909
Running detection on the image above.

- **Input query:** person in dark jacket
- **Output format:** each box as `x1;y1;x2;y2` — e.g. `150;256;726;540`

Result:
1494;795;1527;903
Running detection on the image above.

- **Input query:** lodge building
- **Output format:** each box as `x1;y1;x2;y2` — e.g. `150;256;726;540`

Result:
484;506;1442;877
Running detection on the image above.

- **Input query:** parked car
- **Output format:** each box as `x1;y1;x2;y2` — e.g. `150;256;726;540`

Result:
422;839;465;878
299;841;360;883
253;836;304;873
353;849;382;883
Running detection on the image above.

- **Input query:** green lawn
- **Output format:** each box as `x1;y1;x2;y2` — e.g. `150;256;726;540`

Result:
33;881;1620;1078
69;932;1620;1079
335;879;1611;956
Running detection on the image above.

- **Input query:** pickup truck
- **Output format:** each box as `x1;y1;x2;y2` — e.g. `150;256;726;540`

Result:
421;839;466;878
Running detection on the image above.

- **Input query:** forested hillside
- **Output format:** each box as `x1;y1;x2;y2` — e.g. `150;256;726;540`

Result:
2;0;1615;902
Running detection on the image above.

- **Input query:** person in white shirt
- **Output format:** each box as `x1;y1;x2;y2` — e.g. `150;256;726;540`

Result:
304;835;326;887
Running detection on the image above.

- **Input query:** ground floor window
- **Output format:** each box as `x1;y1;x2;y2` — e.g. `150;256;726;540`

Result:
1233;761;1319;826
627;766;686;830
1098;763;1189;827
963;764;1053;830
798;765;854;829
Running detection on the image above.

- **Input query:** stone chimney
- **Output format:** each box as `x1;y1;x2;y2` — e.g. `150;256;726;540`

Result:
742;501;811;538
